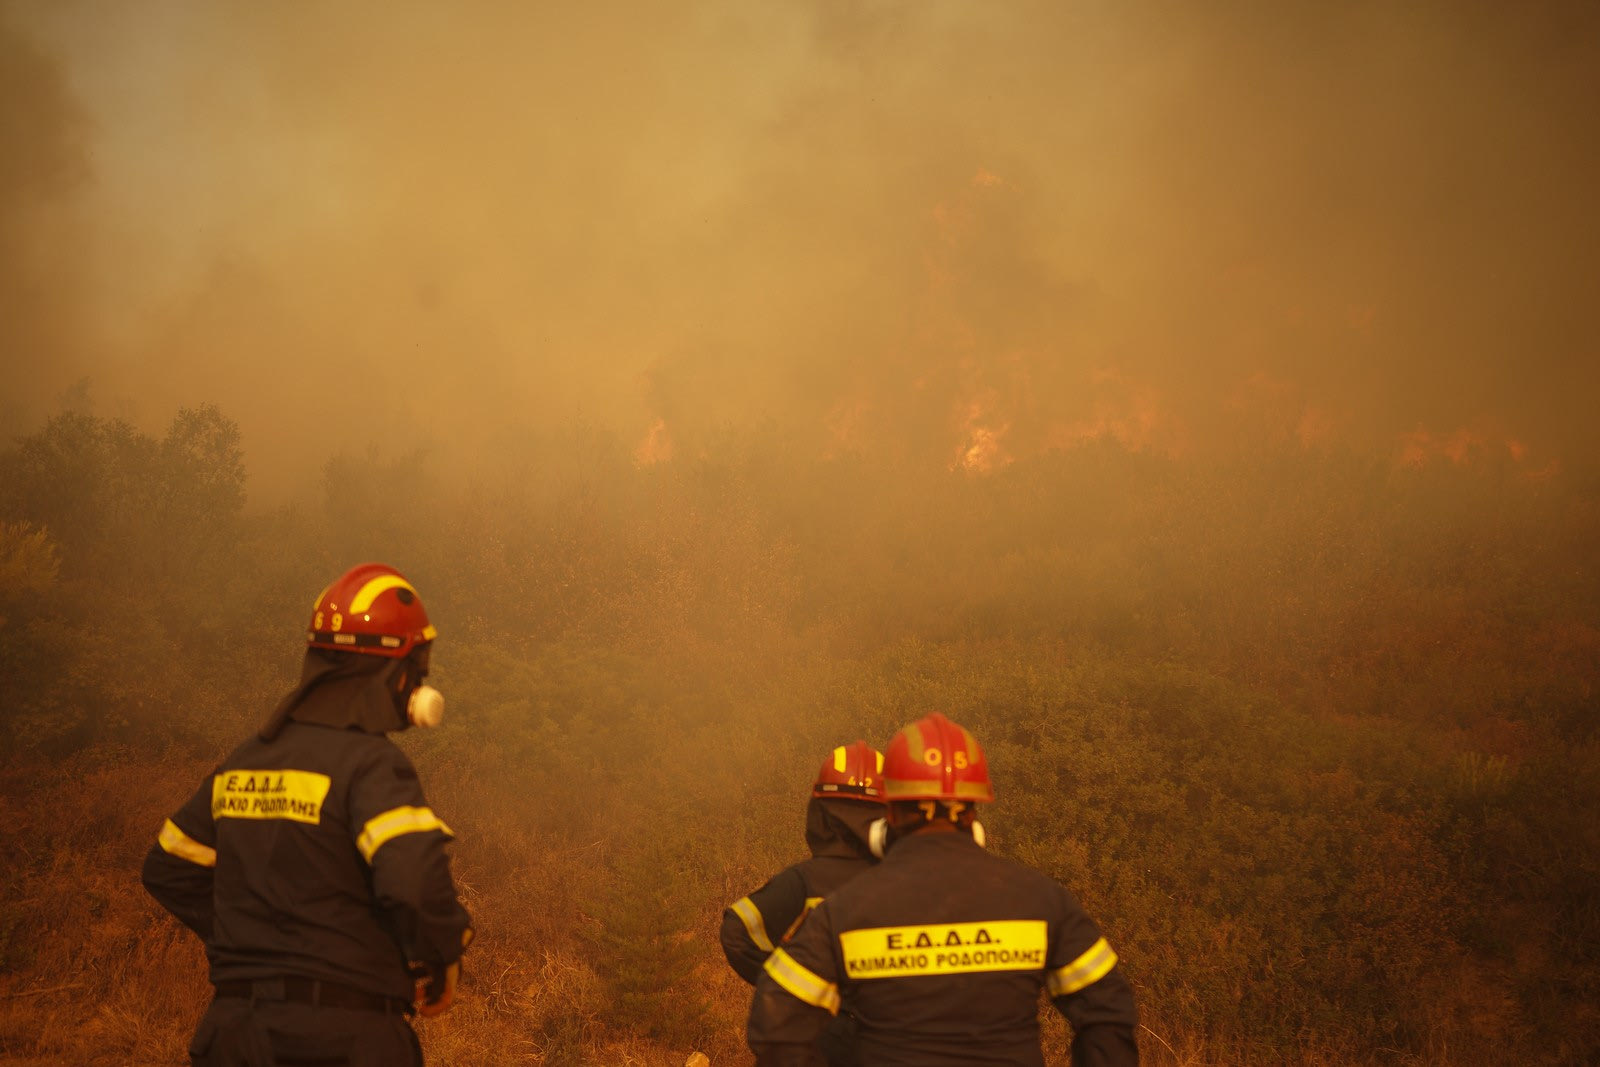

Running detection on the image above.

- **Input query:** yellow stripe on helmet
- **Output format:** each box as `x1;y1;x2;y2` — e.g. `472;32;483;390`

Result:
350;574;419;614
957;724;982;768
903;722;927;763
882;777;993;800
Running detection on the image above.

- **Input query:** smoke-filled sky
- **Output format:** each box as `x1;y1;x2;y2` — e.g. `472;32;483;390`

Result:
4;0;1597;500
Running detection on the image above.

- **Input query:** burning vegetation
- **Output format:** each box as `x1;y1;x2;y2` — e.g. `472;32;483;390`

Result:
3;1;1598;1062
1;404;1597;1064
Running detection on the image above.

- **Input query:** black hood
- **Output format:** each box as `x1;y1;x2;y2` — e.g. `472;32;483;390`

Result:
259;647;413;741
805;795;883;860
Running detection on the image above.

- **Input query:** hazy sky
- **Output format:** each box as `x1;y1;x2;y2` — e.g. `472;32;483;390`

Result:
4;0;1597;499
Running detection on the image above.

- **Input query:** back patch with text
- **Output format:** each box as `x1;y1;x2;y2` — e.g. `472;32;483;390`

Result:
839;920;1048;979
212;769;332;825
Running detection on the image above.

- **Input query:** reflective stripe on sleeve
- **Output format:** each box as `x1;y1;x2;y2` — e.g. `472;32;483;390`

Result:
1047;936;1117;997
357;806;453;864
158;818;217;868
780;896;825;944
731;896;775;953
763;948;840;1015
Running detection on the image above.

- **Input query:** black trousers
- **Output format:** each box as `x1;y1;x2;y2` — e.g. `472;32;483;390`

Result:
189;996;423;1067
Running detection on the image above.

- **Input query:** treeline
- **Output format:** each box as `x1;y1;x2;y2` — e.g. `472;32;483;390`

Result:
1;405;1597;1064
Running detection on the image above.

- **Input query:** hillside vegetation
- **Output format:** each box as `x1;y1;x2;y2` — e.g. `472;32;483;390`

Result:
1;406;1596;1065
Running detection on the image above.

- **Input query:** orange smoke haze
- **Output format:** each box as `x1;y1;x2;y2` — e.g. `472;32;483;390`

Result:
2;0;1597;499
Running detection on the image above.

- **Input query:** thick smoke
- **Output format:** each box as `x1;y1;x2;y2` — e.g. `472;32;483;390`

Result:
2;0;1596;498
0;6;90;429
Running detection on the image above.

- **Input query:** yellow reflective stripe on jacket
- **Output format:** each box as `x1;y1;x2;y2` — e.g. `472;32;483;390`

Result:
158;818;217;868
357;806;453;863
1047;936;1117;997
763;948;840;1015
780;896;825;944
731;896;775;953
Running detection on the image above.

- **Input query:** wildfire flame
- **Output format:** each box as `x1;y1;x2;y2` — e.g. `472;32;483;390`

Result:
818;170;1560;484
1396;426;1558;480
1398;427;1483;466
952;392;1012;473
634;417;673;467
1041;369;1175;457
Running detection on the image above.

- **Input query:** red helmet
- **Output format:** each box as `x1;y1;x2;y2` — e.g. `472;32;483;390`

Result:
307;563;436;658
882;712;994;803
812;741;886;802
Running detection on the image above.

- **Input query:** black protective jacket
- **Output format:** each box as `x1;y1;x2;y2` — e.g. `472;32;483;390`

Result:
721;797;881;984
747;830;1139;1067
141;721;471;1002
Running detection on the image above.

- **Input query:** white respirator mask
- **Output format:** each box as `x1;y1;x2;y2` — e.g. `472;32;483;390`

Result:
407;685;445;728
868;817;890;859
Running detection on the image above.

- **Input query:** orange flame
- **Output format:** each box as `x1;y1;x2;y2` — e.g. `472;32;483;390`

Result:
1042;370;1174;456
952;392;1012;473
1397;427;1486;468
634;417;673;467
1395;426;1556;479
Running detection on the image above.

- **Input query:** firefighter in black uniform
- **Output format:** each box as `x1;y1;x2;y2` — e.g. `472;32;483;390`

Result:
142;562;473;1067
747;712;1139;1067
721;742;886;1065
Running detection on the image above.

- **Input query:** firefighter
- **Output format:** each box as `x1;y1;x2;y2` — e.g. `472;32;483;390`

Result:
747;712;1139;1067
722;742;887;1065
142;562;473;1067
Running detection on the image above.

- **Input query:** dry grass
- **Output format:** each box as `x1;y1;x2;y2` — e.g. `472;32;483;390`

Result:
0;754;211;1066
0;749;1552;1066
0;752;738;1067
